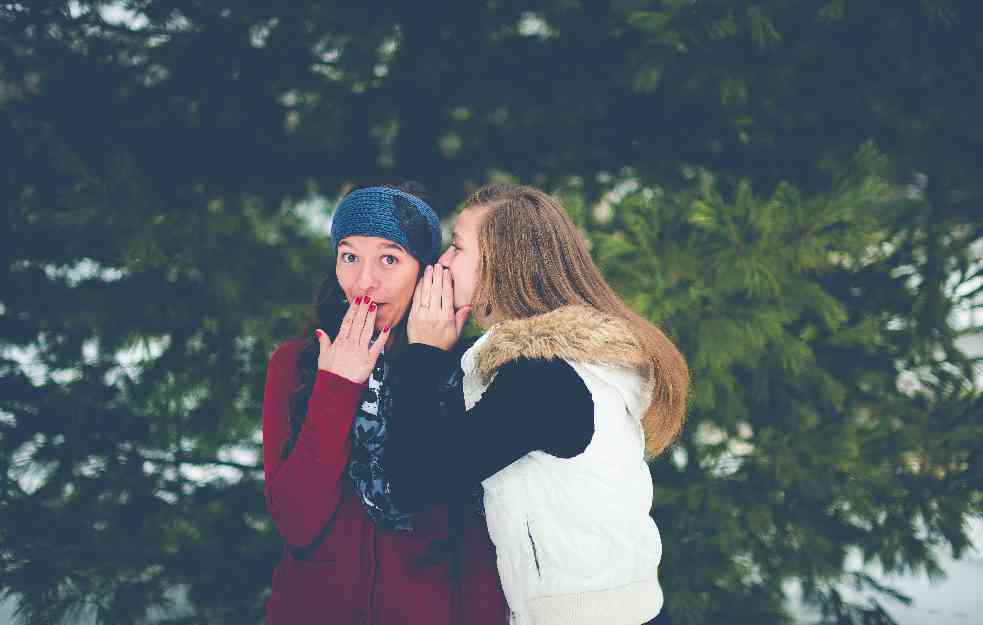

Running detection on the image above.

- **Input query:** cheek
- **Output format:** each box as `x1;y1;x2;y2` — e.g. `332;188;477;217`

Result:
380;268;420;318
400;268;420;299
336;267;354;297
446;262;461;287
450;266;465;290
455;257;477;287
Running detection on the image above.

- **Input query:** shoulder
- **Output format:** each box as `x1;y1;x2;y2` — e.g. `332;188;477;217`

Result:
487;357;592;409
495;356;581;384
489;357;595;458
270;337;305;361
267;338;307;378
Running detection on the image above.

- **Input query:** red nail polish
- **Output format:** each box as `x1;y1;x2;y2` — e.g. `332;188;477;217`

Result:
365;297;372;305
314;329;323;338
354;296;362;305
368;303;377;312
383;325;390;333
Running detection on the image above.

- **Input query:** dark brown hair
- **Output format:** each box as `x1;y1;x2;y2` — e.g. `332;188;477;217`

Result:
281;181;432;459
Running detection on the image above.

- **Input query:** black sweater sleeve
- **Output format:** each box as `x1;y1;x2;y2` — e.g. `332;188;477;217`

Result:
385;343;594;511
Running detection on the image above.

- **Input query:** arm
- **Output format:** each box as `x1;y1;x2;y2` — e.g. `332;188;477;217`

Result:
385;343;595;511
262;342;366;547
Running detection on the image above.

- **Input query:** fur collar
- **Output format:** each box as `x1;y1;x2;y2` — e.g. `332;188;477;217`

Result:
475;305;652;385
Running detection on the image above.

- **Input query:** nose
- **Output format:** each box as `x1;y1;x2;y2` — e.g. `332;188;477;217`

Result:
355;262;378;294
437;246;455;267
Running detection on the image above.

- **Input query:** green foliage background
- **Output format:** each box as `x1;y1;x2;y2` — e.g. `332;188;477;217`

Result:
1;2;981;624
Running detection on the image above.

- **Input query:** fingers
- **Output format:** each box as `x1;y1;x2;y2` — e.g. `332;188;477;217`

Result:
420;265;433;307
431;264;444;309
412;274;423;311
315;328;332;349
441;266;453;313
359;299;378;345
338;295;375;342
351;296;370;344
407;265;462;349
315;328;334;371
369;323;388;361
337;296;359;338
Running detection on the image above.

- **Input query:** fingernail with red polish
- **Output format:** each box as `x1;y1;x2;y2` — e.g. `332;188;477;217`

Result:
314;329;323;338
355;296;362;305
368;303;377;312
365;297;372;305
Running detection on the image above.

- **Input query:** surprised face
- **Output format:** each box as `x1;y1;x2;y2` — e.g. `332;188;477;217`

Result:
336;236;421;333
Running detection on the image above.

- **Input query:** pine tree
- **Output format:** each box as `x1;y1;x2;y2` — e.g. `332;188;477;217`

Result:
578;146;982;625
2;2;980;625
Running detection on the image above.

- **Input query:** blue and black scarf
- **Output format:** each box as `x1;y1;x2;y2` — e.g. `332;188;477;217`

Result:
346;353;415;532
346;351;482;533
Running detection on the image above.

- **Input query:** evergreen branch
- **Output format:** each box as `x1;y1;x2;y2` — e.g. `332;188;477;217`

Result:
955;277;983;301
137;451;260;473
42;3;199;39
87;16;196;39
175;456;261;472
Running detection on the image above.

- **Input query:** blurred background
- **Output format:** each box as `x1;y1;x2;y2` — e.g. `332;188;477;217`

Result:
1;2;981;624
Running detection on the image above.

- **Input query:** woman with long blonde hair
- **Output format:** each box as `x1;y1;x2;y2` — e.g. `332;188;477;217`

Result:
384;183;688;625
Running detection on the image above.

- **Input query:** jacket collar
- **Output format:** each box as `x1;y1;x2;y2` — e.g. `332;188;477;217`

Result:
473;305;651;386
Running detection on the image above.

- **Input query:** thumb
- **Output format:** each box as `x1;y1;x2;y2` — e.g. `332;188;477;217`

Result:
454;306;472;336
369;326;388;361
315;328;332;349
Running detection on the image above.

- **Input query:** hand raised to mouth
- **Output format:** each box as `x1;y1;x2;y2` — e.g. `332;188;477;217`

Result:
315;295;389;383
407;265;471;351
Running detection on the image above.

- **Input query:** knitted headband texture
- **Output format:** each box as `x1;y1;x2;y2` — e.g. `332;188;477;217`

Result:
330;187;442;265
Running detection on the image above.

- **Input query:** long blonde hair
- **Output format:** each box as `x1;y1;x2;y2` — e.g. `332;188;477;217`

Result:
464;183;689;456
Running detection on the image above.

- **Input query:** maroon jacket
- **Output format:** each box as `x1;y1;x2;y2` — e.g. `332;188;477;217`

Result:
263;339;508;625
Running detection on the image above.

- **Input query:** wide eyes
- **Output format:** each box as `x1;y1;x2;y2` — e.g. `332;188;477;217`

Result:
339;252;400;266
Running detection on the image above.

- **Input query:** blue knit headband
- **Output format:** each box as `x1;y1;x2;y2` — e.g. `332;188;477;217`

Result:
330;186;442;265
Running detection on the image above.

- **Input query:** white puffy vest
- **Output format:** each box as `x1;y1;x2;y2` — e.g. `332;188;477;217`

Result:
461;333;664;625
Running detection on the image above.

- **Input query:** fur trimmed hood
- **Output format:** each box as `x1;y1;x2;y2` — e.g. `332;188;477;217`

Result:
467;304;688;459
475;305;654;390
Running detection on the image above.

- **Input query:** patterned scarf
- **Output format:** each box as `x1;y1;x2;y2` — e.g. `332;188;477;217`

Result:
346;352;415;532
347;346;485;533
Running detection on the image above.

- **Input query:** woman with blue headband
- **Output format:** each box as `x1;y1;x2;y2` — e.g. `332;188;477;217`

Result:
261;182;508;625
